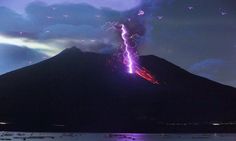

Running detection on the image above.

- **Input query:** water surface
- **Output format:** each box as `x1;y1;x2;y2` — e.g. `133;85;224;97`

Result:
0;132;236;141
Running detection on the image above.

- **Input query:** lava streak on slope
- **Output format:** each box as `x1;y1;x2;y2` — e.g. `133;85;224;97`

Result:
135;66;159;84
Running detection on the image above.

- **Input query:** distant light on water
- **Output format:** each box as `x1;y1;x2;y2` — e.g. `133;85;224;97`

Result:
0;122;8;125
212;123;221;126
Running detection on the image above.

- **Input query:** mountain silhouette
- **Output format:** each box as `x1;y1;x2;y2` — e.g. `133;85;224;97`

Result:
0;47;236;132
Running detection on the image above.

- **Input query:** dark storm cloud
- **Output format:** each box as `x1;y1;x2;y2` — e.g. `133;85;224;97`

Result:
39;24;101;39
0;2;122;40
0;44;47;74
135;0;236;87
0;1;125;57
0;7;29;35
0;0;142;14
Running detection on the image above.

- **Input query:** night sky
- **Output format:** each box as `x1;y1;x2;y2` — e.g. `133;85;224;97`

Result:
0;0;235;87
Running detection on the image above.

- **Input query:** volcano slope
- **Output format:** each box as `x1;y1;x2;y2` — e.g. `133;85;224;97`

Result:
0;47;236;132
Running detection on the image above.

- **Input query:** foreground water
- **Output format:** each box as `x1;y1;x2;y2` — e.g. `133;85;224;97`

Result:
1;132;236;141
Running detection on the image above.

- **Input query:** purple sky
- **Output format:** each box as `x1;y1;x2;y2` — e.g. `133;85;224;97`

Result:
0;0;142;14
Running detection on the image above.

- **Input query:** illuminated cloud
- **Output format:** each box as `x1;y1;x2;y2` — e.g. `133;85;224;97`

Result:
0;34;118;56
0;34;61;56
0;2;122;52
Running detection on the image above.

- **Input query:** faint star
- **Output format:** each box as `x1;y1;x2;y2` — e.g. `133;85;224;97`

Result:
101;21;118;31
221;11;227;16
157;16;163;20
128;18;131;22
95;15;101;18
47;16;53;19
138;10;145;16
188;6;194;10
130;33;140;39
63;14;69;18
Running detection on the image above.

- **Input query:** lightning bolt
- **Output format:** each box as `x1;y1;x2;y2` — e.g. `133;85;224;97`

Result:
120;24;159;85
121;24;134;74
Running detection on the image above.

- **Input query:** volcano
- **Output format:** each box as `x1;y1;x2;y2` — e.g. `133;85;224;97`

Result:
0;47;236;132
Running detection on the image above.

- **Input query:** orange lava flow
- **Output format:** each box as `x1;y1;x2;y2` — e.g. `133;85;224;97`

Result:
135;66;159;85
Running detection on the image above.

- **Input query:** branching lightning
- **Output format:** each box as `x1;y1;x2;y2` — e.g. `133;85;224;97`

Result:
120;24;159;85
121;24;134;74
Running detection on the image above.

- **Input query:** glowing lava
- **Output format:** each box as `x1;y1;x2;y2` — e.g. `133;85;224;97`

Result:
135;66;159;84
120;24;159;85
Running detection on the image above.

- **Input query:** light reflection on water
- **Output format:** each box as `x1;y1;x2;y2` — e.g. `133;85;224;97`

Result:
0;132;236;141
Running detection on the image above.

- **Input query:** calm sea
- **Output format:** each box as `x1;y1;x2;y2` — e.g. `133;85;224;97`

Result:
0;132;236;141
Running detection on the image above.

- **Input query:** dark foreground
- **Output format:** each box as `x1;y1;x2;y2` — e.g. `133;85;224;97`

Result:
1;123;236;133
0;132;236;141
